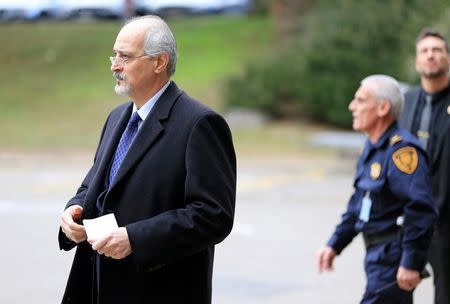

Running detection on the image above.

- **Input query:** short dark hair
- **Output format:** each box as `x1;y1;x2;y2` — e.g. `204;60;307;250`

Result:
416;28;449;53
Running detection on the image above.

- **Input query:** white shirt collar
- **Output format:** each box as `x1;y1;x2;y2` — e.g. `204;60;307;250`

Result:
132;81;171;122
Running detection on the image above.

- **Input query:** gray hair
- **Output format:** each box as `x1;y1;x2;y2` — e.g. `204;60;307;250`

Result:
361;74;404;119
125;16;178;77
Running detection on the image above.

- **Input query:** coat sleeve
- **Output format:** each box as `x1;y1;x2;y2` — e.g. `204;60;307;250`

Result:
326;191;360;254
58;113;112;251
126;113;236;270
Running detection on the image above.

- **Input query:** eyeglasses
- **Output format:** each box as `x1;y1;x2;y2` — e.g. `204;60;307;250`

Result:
109;54;149;66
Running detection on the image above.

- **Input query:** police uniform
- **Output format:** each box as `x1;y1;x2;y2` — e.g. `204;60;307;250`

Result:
327;123;437;304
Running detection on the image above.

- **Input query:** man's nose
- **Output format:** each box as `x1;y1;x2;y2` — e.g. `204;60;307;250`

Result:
111;60;123;72
348;99;355;111
426;49;435;58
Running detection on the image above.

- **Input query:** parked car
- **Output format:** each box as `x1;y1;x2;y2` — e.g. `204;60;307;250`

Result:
0;1;26;21
0;0;69;22
23;0;67;20
62;0;125;19
135;0;251;17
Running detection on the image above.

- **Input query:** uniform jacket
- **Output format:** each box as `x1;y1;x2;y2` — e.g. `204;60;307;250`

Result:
58;82;236;304
399;85;450;227
327;123;437;270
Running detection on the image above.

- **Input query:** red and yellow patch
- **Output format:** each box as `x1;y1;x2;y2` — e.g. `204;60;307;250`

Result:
392;147;418;174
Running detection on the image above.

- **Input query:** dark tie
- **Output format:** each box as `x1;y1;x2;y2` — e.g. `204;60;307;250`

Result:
108;111;142;186
418;94;432;150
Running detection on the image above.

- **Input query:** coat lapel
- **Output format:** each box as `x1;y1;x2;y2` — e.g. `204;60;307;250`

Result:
107;82;184;191
98;104;133;180
405;88;421;130
82;105;132;218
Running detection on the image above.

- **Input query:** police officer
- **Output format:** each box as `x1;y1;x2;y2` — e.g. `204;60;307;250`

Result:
317;75;437;304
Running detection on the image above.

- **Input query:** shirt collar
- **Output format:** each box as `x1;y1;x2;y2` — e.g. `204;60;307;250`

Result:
421;81;450;105
132;80;171;121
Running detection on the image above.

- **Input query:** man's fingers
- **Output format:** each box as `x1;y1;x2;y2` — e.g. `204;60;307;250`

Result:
61;218;85;234
71;206;83;220
397;267;421;291
68;222;85;232
61;213;73;226
93;228;132;259
323;257;332;271
317;248;334;273
59;205;87;243
61;217;86;243
92;236;109;252
320;256;329;272
317;250;326;272
398;281;415;291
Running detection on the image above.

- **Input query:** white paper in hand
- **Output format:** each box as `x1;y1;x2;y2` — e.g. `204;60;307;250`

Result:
83;213;118;240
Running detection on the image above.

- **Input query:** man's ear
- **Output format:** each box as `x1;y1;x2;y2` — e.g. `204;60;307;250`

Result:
154;53;169;75
377;99;392;117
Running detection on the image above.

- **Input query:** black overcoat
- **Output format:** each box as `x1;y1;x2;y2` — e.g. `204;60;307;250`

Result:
399;85;450;222
399;85;450;302
58;82;236;304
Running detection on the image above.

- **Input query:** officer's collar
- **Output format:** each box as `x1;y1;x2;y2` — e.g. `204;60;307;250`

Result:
369;122;398;149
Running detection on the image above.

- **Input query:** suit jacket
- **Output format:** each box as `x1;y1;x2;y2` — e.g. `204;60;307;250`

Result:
58;82;236;304
399;85;450;226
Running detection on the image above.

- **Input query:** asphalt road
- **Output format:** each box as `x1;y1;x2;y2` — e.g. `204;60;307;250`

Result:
0;151;433;304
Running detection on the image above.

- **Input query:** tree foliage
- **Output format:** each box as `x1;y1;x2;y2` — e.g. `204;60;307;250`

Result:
224;0;449;127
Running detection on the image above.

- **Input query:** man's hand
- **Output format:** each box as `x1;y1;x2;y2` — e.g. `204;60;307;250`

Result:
397;266;421;291
60;205;87;243
317;246;337;273
89;227;132;260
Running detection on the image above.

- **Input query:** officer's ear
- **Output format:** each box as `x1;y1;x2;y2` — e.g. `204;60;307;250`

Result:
377;99;391;117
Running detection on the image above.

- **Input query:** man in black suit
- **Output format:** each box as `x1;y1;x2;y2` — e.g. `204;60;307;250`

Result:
399;29;450;304
58;16;236;304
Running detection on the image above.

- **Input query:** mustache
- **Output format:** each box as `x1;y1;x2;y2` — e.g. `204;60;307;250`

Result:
113;72;127;81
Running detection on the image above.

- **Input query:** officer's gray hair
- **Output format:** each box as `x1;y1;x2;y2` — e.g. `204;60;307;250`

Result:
125;16;178;77
361;75;404;119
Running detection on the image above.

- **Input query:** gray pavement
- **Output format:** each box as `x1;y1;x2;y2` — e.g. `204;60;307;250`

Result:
0;151;433;303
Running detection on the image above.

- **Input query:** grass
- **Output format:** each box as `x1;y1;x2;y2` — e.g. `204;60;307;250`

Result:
0;16;273;149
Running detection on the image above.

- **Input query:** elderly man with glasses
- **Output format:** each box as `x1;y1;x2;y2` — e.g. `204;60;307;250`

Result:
58;16;236;304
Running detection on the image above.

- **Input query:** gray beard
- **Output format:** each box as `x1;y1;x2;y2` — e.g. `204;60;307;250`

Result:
113;72;131;96
114;83;131;96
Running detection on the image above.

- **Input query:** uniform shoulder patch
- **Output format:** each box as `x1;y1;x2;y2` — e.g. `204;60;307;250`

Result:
392;146;418;174
390;134;403;146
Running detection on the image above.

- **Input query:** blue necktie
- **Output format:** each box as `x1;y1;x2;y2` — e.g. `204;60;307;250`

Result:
108;111;142;186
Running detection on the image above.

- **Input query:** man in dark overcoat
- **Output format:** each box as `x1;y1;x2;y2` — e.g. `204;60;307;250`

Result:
399;29;450;304
59;15;236;304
